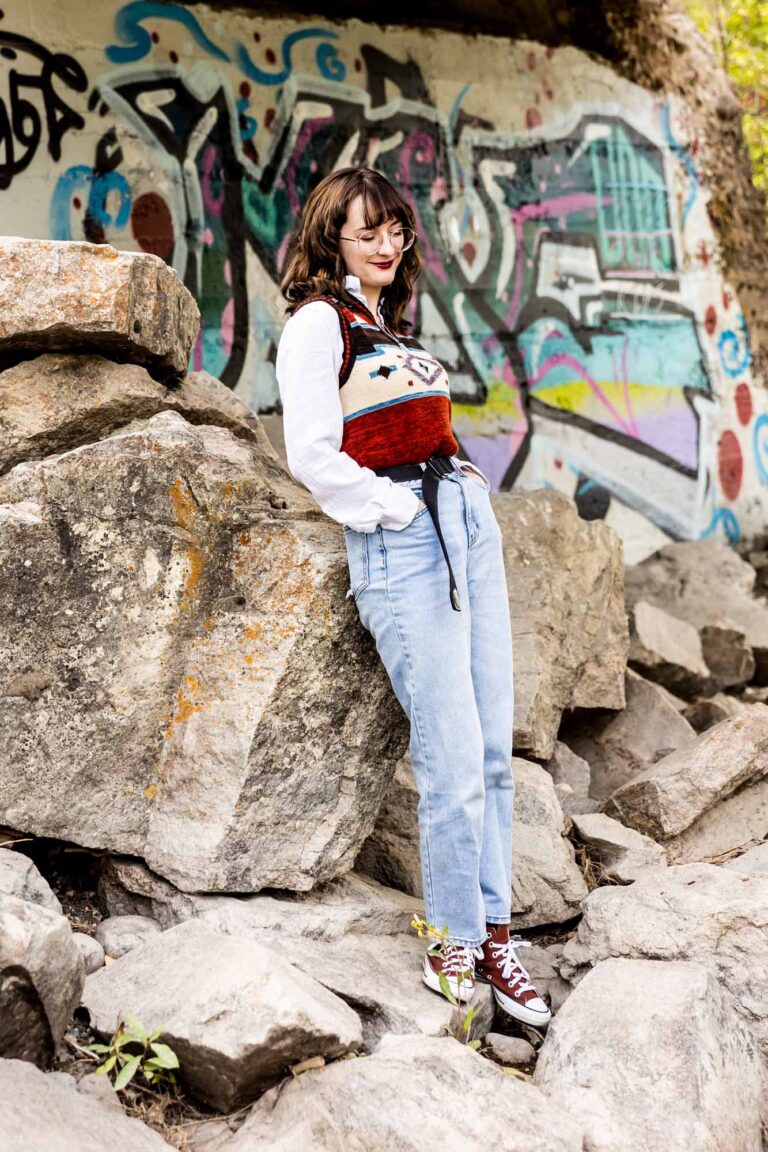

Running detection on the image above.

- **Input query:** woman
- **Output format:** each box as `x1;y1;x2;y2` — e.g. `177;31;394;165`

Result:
276;167;550;1027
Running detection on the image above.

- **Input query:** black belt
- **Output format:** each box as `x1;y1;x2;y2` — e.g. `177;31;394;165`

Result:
374;455;461;612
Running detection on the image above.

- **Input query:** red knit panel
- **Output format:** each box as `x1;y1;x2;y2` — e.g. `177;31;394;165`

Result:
341;396;459;469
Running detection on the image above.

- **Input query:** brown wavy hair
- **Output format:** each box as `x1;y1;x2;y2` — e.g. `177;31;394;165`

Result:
279;167;421;332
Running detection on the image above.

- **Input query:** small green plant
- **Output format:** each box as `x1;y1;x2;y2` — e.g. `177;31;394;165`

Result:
85;1011;180;1091
411;915;481;1049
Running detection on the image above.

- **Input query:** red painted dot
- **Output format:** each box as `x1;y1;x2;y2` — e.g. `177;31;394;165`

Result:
72;197;81;209
722;289;731;310
131;192;174;263
554;458;563;469
169;50;178;63
239;80;251;98
704;305;717;336
264;107;275;130
354;58;362;72
718;430;743;500
526;51;536;70
151;31;159;44
265;47;276;65
735;381;753;426
252;31;261;42
525;108;543;129
543;80;554;100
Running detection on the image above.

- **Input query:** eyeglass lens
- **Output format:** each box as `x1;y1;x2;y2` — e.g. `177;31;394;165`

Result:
359;228;415;253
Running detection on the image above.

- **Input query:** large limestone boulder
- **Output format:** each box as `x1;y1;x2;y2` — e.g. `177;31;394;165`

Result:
356;752;421;895
562;670;697;800
256;930;494;1049
0;1057;173;1150
570;812;667;883
535;958;766;1152
98;857;422;941
559;864;768;1055
0;411;407;891
226;1034;585;1151
0;239;198;379
605;707;768;842
492;489;628;758
628;600;710;699
625;540;768;672
81;920;362;1111
0;892;85;1065
0;354;280;477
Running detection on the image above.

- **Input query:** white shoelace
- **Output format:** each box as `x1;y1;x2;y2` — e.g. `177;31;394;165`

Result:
441;941;477;978
487;938;536;995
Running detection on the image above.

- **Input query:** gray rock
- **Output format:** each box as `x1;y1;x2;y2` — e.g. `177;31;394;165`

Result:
541;742;591;798
563;670;696;800
260;930;494;1049
0;847;61;912
510;759;589;929
700;624;756;690
665;777;768;865
628;600;710;699
625;539;768;674
356;752;422;896
485;1032;537;1065
95;914;162;958
72;932;105;974
0;892;84;1065
493;489;628;759
0;356;279;480
0;1056;173;1149
683;691;747;733
0;238;198;380
535;958;766;1152
98;857;422;940
559;863;768;1056
519;943;573;1015
81;920;362;1111
225;1033;585;1151
0;411;407;892
571;812;667;882
606;707;768;841
723;841;768;875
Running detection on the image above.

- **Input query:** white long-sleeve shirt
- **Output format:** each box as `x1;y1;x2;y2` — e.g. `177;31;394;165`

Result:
276;275;486;533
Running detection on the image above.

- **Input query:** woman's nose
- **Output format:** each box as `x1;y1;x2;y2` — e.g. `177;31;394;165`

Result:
377;232;396;255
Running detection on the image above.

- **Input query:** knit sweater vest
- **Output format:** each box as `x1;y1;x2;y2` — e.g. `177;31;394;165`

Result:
308;295;459;470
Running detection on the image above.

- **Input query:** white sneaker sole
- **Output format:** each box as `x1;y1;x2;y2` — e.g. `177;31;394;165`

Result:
483;980;552;1026
422;956;475;1003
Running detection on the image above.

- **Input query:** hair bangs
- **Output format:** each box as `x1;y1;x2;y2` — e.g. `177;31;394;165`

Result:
359;179;408;229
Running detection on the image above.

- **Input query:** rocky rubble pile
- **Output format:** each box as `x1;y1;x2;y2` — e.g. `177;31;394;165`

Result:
2;241;768;1151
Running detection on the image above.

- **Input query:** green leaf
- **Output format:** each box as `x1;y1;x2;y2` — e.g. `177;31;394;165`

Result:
463;1006;476;1032
467;1039;482;1050
94;1054;117;1075
438;972;458;1005
121;1012;148;1043
84;1043;112;1054
114;1054;141;1091
148;1043;179;1069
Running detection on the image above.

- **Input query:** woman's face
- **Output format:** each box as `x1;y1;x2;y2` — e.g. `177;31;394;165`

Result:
339;195;403;294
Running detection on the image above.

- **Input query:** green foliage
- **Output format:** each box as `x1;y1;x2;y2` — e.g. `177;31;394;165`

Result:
85;1011;180;1092
411;915;481;1049
683;0;768;194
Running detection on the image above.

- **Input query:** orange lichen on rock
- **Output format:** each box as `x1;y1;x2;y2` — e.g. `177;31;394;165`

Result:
162;673;205;740
169;477;206;611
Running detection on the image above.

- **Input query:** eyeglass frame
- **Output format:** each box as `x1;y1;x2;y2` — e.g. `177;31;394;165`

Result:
338;225;417;254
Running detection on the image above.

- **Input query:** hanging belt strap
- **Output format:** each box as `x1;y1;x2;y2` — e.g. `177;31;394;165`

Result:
373;454;461;612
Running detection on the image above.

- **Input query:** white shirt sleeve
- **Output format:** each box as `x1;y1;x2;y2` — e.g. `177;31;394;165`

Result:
276;301;422;533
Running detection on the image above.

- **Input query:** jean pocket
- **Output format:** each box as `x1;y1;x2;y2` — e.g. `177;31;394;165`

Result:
343;527;370;600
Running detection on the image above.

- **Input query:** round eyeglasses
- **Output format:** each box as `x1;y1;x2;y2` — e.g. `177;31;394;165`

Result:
339;226;416;256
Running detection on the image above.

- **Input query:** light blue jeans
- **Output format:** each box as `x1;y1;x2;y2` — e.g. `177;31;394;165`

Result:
343;465;514;947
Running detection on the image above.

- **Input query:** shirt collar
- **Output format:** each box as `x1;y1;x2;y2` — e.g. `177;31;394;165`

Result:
343;274;382;320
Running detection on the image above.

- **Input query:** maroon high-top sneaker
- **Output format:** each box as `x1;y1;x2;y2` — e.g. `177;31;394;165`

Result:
474;923;552;1026
422;939;477;1003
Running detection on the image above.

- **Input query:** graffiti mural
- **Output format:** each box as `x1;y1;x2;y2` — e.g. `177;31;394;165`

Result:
0;2;765;559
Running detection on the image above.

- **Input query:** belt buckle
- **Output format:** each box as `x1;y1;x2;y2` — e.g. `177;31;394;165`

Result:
425;455;453;480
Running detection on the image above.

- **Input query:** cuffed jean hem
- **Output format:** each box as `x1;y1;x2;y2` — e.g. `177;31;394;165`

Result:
444;935;486;949
485;915;511;925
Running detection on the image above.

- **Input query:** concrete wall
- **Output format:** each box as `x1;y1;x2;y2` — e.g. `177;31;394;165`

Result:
0;1;765;560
